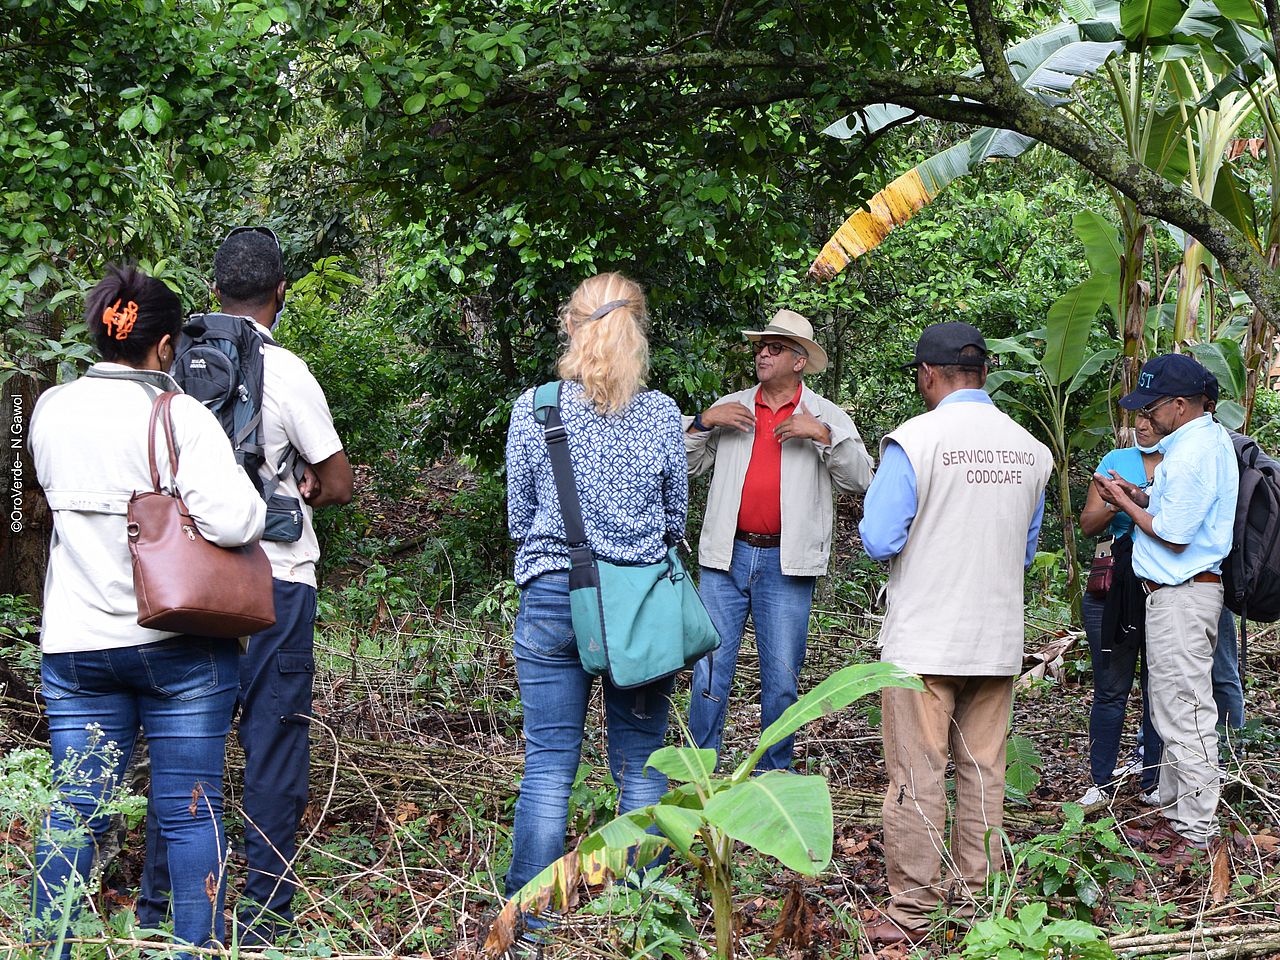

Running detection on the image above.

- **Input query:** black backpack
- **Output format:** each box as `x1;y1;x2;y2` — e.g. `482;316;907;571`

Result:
1222;430;1280;623
171;313;303;542
172;312;271;492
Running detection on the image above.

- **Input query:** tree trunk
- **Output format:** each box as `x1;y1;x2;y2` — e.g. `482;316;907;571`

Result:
0;372;52;604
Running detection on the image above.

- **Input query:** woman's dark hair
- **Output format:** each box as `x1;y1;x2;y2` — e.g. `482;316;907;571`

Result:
85;264;183;365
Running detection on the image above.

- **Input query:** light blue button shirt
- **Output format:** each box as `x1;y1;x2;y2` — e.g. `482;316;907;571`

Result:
859;389;1045;568
1132;413;1238;584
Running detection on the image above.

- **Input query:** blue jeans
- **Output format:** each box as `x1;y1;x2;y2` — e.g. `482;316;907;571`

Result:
33;637;238;958
1082;592;1160;791
1212;610;1245;730
505;572;673;899
688;541;816;772
141;580;317;941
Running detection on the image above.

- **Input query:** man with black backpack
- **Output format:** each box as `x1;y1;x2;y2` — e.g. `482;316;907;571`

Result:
139;227;353;944
1094;354;1236;869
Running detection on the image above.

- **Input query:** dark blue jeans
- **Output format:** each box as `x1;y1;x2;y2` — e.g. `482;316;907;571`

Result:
1087;596;1244;789
1212;610;1245;730
1083;592;1160;791
141;580;316;941
34;637;238;958
504;572;673;899
688;541;816;771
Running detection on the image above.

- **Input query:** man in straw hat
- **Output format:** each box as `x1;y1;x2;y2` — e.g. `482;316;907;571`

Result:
684;309;874;771
859;321;1051;945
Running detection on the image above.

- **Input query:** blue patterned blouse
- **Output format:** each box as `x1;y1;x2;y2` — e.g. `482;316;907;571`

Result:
507;379;689;586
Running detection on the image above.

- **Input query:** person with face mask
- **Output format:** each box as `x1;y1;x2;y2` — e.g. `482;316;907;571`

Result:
30;265;266;958
1094;353;1238;867
1076;414;1165;808
138;227;354;944
1078;413;1245;812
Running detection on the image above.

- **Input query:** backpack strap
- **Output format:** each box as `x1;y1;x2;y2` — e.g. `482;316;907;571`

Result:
533;381;594;571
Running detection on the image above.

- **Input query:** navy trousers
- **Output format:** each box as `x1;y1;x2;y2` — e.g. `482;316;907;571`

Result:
139;580;317;941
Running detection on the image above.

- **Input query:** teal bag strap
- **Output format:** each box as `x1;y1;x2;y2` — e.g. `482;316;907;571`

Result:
532;381;595;571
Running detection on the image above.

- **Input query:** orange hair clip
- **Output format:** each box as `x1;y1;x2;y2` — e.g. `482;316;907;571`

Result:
102;299;139;340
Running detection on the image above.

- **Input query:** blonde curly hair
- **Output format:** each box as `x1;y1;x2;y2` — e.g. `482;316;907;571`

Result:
557;272;650;414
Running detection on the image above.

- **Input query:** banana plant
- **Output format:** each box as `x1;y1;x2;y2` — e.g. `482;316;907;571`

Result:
810;0;1276;403
483;662;923;960
984;211;1122;611
809;15;1125;280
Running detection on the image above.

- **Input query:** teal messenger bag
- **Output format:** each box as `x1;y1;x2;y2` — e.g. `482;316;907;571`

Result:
532;381;721;689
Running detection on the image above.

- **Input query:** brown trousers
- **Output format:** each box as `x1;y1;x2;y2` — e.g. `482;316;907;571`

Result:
881;676;1014;927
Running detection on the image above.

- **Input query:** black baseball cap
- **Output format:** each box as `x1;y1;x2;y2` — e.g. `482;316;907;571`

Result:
1118;353;1219;409
901;321;989;371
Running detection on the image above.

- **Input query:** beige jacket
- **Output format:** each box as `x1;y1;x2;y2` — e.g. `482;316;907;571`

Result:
31;365;266;653
684;383;874;576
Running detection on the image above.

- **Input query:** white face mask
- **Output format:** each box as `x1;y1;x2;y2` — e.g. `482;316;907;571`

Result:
272;295;285;330
1137;441;1160;454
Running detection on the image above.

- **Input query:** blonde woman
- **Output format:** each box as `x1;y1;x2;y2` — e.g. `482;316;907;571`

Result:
503;273;687;921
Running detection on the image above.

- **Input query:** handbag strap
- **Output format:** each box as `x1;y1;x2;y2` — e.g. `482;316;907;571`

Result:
147;391;182;493
532;381;594;571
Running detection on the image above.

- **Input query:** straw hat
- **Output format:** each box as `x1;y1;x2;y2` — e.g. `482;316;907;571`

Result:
741;309;828;373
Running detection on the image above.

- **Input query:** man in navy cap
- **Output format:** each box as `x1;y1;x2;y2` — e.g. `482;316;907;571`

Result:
1094;353;1237;866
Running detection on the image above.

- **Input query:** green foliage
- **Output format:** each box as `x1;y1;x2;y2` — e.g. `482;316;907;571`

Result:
0;594;40;674
495;663;923;959
962;902;1114;959
1006;804;1141;917
1004;735;1044;805
579;868;699;959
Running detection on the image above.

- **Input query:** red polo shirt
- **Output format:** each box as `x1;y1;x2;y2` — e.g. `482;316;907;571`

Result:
736;383;802;535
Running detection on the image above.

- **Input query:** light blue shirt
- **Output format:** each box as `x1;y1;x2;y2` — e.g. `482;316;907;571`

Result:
1095;446;1147;540
859;389;1045;568
1132;413;1238;584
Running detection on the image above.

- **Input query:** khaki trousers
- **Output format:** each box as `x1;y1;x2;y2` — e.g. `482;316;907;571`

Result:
1144;581;1221;843
881;676;1013;927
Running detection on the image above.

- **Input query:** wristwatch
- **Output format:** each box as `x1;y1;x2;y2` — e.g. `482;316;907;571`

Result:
692;413;711;432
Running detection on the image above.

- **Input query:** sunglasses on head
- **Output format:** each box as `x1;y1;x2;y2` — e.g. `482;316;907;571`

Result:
224;225;281;251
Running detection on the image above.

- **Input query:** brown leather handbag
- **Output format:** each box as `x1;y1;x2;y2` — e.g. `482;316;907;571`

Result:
127;392;275;638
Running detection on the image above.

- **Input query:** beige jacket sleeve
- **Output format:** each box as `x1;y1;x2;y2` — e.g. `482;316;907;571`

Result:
807;396;875;494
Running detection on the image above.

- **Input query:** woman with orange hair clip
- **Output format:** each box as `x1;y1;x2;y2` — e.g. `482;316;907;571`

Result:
28;265;265;957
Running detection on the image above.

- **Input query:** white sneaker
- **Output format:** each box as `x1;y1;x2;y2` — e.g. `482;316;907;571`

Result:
1112;756;1142;779
1139;787;1161;807
1077;785;1108;809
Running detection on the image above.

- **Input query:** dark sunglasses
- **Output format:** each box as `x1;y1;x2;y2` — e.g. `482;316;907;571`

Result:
753;339;807;358
224;225;281;251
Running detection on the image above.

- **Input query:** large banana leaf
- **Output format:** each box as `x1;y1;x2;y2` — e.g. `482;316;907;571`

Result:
810;19;1124;280
644;746;717;788
736;662;922;775
1143;108;1193;181
1044;274;1111;384
1211;159;1260;248
808;141;975;277
702;772;834;875
821;104;916;140
1215;0;1264;25
1072;209;1124;277
1121;0;1190;42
